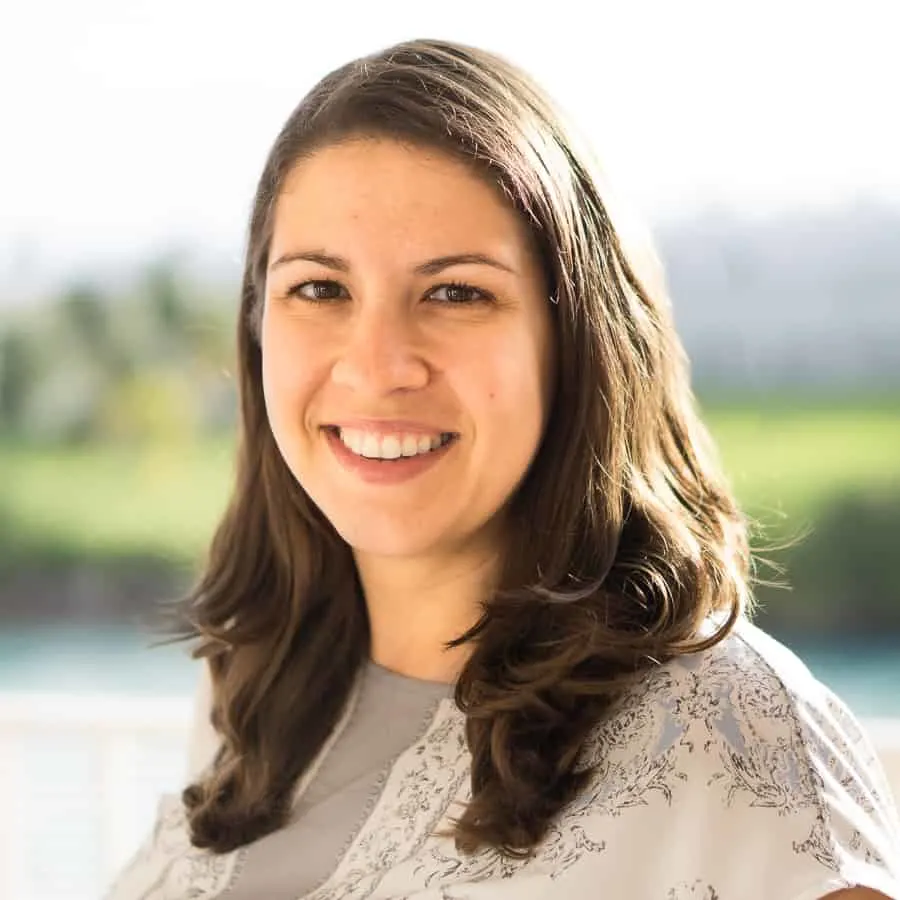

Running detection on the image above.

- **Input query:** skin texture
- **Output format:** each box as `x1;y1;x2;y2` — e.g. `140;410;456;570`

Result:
261;137;554;682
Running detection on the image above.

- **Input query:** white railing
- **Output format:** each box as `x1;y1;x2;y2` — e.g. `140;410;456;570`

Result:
0;693;192;900
1;693;899;900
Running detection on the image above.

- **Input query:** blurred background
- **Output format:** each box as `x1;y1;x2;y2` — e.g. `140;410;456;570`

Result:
1;0;898;897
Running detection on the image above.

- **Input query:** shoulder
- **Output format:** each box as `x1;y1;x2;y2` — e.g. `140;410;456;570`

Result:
601;616;893;788
661;616;896;814
563;617;900;899
579;616;852;776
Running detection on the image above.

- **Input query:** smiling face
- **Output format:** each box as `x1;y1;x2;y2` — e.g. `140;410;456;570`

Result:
261;137;554;567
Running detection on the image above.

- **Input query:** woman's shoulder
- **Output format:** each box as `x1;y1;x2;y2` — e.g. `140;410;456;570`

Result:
562;616;900;897
593;616;883;757
657;613;840;699
580;615;895;812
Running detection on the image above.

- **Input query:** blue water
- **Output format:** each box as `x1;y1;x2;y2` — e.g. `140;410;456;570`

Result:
0;622;898;716
0;623;199;697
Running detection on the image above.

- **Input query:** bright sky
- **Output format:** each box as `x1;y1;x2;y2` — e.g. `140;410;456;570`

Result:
1;0;898;284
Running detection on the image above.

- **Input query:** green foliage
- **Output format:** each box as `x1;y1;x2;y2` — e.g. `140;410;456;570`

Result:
59;284;112;359
761;489;900;631
0;257;236;444
0;327;39;426
0;437;234;571
0;262;897;631
0;404;898;630
703;402;900;519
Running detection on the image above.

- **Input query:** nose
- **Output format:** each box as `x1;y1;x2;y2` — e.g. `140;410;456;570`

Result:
330;303;430;396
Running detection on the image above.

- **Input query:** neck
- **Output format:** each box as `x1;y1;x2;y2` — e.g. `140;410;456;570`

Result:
354;545;499;684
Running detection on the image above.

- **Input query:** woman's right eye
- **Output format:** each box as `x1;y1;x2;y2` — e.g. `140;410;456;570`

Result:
286;280;348;302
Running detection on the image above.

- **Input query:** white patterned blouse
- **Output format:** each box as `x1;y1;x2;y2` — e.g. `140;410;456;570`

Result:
106;617;900;899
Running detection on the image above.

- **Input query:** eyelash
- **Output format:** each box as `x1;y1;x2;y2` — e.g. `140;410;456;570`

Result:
284;279;494;305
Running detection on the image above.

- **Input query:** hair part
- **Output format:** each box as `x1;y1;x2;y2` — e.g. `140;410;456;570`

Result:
177;37;752;859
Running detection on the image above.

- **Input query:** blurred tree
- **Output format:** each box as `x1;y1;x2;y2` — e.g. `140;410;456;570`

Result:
60;284;109;353
24;362;106;443
58;283;133;379
143;257;192;363
99;369;198;443
0;327;38;431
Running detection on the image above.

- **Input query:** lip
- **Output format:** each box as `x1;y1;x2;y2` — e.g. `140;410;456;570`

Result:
324;427;456;485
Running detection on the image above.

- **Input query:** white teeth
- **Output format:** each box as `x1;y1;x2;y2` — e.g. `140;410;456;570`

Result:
380;436;402;459
361;433;381;458
337;428;451;460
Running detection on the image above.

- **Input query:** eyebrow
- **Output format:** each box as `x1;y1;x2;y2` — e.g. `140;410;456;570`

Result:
268;250;516;276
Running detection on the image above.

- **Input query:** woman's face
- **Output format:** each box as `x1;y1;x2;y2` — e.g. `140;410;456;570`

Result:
261;137;554;564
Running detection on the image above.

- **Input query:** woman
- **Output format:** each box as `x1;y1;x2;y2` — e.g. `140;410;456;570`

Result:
107;38;900;899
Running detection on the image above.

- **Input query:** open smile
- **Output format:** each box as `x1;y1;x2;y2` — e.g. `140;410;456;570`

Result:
322;426;458;484
323;425;457;460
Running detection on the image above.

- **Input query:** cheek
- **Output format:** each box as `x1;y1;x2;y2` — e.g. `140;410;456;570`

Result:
260;318;320;427
261;328;290;410
474;333;551;440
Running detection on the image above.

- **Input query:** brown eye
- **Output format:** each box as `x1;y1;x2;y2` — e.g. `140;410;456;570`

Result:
288;280;348;302
427;282;491;304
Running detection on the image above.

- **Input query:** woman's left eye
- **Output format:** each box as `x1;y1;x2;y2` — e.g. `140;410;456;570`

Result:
285;280;348;302
427;282;492;304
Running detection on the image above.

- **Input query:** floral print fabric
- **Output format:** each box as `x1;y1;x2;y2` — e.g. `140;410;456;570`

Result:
106;619;900;899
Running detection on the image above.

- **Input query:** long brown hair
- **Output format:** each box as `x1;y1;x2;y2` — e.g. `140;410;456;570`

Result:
179;38;752;858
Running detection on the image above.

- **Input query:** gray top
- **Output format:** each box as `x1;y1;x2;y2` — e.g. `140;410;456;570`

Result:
226;659;454;899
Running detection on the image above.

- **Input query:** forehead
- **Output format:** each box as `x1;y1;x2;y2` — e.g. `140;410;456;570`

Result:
271;138;533;260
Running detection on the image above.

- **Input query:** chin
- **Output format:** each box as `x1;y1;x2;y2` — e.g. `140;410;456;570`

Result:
332;513;448;560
